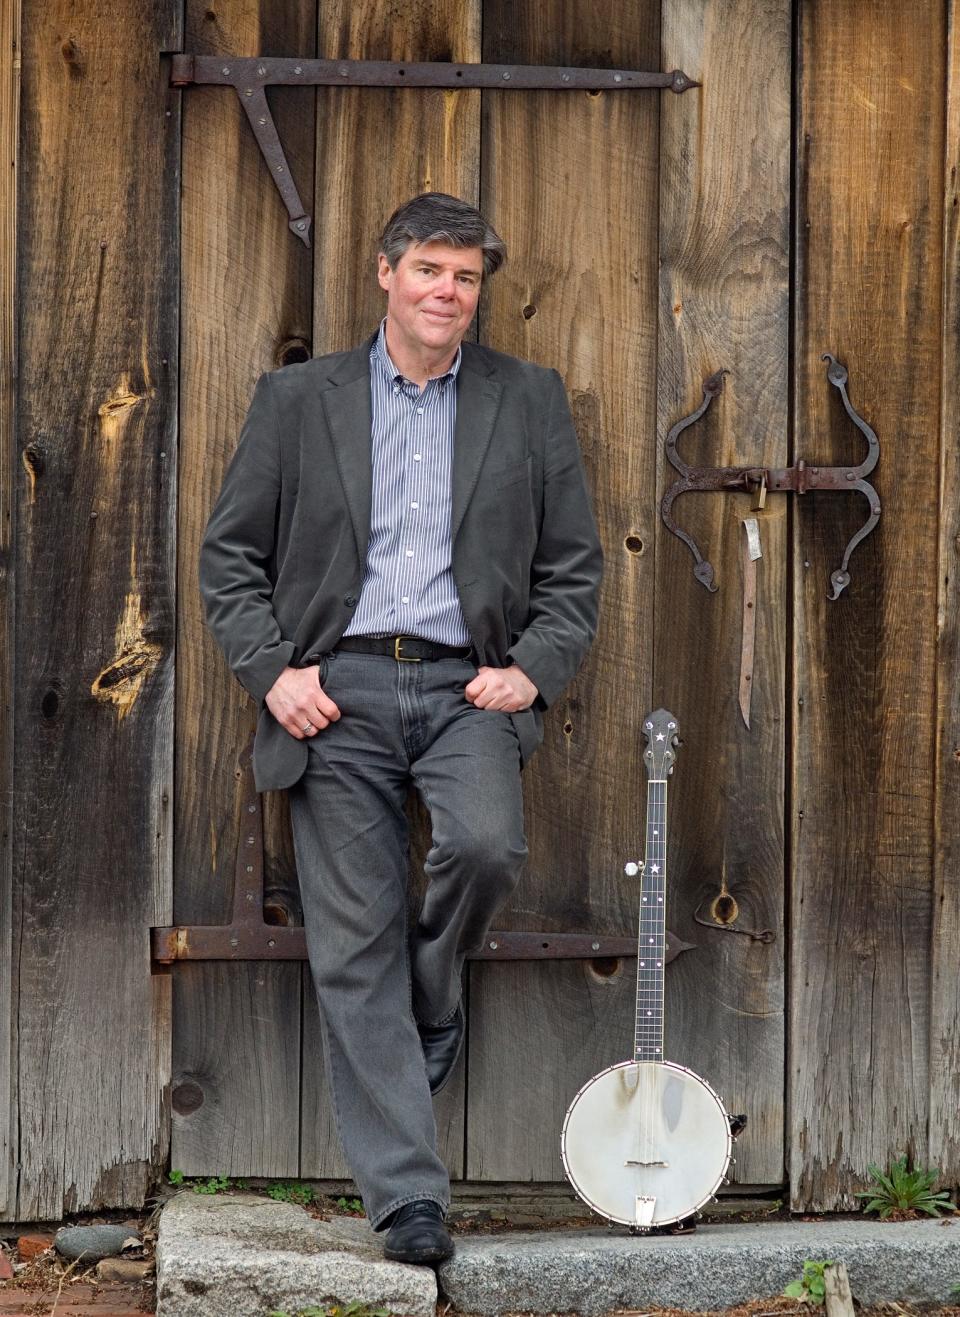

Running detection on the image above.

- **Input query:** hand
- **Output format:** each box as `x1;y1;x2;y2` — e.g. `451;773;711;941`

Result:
264;665;341;739
464;664;538;713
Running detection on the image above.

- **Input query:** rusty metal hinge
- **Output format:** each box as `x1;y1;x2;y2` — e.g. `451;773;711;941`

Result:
151;736;695;967
168;54;700;247
660;354;880;599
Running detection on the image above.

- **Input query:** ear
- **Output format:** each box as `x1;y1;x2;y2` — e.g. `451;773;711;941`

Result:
377;252;392;292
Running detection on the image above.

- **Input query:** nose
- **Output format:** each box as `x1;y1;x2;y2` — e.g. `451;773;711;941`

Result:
434;270;456;298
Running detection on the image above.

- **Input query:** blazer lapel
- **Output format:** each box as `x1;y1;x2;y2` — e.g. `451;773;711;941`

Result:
451;344;503;543
319;340;375;563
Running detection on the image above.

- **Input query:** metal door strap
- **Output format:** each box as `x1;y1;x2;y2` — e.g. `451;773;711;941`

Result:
168;54;699;247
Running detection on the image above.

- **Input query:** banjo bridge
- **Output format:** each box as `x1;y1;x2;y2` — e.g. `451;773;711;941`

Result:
625;1159;669;1167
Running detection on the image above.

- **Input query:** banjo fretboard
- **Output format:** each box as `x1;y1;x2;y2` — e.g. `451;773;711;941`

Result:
633;710;677;1064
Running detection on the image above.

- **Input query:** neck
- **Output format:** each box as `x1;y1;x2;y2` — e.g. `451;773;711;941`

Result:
383;318;459;389
634;777;667;1063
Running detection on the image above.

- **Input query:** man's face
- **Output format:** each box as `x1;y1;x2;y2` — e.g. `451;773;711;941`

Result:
377;240;484;361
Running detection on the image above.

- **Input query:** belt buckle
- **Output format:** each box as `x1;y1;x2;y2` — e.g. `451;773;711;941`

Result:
394;636;421;662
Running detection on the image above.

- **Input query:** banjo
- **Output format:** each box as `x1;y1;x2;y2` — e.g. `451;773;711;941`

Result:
561;708;740;1231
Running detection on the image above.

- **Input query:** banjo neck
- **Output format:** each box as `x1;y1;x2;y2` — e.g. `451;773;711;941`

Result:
634;709;678;1065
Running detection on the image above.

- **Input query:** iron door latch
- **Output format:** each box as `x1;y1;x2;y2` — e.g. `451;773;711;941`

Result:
660;354;880;599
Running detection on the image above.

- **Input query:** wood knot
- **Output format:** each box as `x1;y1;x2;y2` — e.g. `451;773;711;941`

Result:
276;337;311;367
60;38;84;78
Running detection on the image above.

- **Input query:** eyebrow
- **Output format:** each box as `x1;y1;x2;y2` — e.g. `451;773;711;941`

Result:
415;260;482;277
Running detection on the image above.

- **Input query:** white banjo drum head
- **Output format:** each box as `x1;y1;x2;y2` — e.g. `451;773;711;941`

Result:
561;1059;731;1227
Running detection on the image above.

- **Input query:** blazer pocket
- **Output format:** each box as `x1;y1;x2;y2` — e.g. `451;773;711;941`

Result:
494;455;532;489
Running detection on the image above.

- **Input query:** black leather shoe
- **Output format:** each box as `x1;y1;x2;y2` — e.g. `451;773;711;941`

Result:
382;1199;454;1265
418;1002;465;1095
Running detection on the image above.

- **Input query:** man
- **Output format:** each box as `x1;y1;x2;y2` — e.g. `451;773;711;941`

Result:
199;193;602;1265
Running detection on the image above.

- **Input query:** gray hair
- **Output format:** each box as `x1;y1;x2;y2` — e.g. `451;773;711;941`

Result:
378;193;507;278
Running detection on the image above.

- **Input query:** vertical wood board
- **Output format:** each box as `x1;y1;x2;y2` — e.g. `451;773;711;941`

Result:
930;0;960;1180
173;0;317;1178
0;0;21;1220
14;0;180;1216
467;0;661;1180
655;0;790;1185
791;0;945;1210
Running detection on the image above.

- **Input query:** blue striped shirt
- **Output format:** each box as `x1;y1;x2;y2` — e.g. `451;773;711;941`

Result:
343;320;472;646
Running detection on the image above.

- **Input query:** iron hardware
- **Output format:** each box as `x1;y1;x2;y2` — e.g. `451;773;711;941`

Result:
151;737;696;966
169;54;699;247
661;355;880;599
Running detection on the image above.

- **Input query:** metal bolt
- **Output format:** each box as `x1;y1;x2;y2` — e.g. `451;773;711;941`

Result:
296;222;305;230
248;804;256;813
267;938;276;947
294;65;303;74
246;892;255;902
339;65;349;76
221;66;230;76
561;73;570;82
257;65;267;76
247;835;255;844
501;71;511;80
846;471;855;480
614;73;622;82
230;937;239;947
244;87;253;97
277;164;284;172
489;940;499;950
591;941;600;951
258;116;267;125
246;864;254;872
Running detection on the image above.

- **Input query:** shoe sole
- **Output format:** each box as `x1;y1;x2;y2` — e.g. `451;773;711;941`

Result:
383;1243;455;1265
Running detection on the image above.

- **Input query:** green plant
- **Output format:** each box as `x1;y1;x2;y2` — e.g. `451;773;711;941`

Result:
193;1175;235;1195
855;1155;957;1219
335;1195;365;1216
783;1259;835;1305
168;1169;185;1185
267;1180;316;1207
950;1282;960;1298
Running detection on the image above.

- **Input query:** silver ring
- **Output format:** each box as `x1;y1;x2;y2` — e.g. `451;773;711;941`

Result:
302;721;314;733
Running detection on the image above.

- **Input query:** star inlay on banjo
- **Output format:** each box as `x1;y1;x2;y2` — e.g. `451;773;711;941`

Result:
560;708;746;1231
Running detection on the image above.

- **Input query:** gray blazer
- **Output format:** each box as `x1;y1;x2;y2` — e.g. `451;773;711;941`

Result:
199;333;603;792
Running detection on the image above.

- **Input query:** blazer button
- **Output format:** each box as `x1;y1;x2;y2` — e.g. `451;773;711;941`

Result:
344;594;358;608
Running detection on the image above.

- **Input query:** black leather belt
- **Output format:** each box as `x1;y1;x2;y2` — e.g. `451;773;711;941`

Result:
334;635;475;663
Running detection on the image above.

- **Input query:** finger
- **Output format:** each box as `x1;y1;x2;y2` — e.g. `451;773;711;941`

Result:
464;674;485;701
314;690;341;722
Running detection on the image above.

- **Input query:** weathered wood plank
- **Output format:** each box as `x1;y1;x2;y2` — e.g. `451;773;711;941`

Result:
467;1;661;1180
312;0;481;355
173;0;316;1178
300;0;481;1182
791;0;945;1210
0;0;21;1220
930;0;960;1181
14;0;180;1216
655;0;790;1186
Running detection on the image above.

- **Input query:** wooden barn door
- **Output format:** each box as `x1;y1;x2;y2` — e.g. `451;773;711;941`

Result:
172;0;789;1191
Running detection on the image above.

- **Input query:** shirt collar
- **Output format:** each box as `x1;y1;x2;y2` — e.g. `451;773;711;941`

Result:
373;318;462;388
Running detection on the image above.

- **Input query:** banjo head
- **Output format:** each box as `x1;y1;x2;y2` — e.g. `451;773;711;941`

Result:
561;1059;732;1227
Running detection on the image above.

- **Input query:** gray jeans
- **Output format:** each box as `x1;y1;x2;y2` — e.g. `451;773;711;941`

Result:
287;651;528;1228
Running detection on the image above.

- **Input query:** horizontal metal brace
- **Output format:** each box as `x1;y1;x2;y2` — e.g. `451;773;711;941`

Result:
661;355;880;599
150;925;692;964
169;54;699;246
170;54;699;93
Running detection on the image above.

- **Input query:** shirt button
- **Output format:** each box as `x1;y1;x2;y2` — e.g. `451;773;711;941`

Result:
411;501;419;509
401;596;409;604
416;407;424;414
413;454;422;461
405;550;414;557
344;594;358;607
